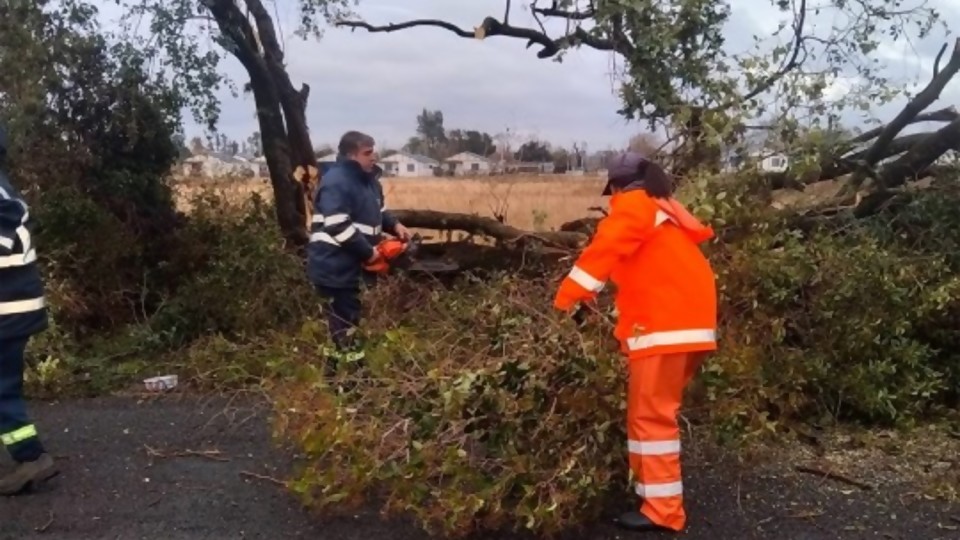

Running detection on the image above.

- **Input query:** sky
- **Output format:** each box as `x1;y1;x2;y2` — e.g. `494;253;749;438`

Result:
98;0;960;152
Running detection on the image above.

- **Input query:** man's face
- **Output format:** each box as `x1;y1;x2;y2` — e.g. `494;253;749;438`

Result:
350;144;377;173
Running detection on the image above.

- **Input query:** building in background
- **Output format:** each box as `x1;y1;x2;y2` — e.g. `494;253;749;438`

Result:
181;151;256;178
443;151;492;176
379;151;439;177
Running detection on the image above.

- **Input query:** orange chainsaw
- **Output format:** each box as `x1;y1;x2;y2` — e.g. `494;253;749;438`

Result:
363;233;423;274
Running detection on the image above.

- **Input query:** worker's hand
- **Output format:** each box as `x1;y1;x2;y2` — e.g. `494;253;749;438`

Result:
366;250;382;264
393;223;412;241
571;306;588;326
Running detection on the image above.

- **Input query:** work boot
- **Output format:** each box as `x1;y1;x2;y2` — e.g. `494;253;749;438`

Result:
0;453;58;495
614;510;674;533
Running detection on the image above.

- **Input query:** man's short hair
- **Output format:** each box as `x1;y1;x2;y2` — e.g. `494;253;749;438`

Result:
338;131;375;156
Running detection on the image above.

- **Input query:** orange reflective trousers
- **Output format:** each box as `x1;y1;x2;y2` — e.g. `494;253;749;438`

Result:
553;189;717;531
627;351;707;530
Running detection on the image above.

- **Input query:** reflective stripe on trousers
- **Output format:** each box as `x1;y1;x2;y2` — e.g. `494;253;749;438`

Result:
1;424;37;446
627;351;706;531
626;329;716;353
0;336;46;462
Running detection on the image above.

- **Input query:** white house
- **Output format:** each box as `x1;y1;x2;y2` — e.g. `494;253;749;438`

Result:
758;152;789;173
252;155;268;178
722;150;789;173
380;151;439;177
181;152;256;178
444;151;492;176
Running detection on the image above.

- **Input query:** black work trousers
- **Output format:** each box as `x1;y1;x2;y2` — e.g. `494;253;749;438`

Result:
316;285;363;350
0;336;45;463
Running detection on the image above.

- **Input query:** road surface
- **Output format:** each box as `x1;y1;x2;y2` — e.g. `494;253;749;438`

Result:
1;394;956;539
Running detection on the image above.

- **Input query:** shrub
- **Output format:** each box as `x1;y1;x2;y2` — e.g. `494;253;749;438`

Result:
268;273;626;537
147;191;314;345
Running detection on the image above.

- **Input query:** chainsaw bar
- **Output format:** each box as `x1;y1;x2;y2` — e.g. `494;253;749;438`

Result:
407;259;460;274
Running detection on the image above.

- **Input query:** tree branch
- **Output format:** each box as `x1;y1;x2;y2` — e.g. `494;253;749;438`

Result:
851;38;960;188
764;131;941;189
877;117;960;189
336;13;624;60
532;1;595;19
727;0;807;107
848;107;959;144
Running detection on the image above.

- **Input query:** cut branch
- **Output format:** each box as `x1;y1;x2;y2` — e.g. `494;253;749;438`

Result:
336;14;624;59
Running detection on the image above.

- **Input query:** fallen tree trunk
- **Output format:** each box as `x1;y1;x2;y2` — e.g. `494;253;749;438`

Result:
390;209;588;249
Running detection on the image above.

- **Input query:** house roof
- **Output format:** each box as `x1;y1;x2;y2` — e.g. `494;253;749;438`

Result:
185;151;249;164
381;151;439;165
445;151;490;163
317;153;338;162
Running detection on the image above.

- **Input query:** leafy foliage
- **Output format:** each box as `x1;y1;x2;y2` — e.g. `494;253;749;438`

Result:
115;0;356;130
6;1;958;536
22;165;960;534
0;0;184;331
180;172;958;538
339;0;944;129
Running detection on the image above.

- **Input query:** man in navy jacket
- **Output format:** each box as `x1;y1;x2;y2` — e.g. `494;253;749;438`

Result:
306;131;411;355
0;125;58;495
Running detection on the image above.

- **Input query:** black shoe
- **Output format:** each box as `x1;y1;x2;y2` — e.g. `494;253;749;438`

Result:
614;511;673;532
0;453;59;496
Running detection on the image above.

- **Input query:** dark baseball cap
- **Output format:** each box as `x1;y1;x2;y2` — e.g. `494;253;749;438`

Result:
602;151;648;195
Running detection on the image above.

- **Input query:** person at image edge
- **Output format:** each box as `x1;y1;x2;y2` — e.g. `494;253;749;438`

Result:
0;124;59;495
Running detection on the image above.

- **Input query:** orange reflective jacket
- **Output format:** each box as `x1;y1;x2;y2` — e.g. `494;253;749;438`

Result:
554;189;717;358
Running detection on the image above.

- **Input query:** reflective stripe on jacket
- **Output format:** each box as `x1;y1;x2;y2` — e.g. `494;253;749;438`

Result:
554;189;717;357
306;156;398;289
0;171;48;339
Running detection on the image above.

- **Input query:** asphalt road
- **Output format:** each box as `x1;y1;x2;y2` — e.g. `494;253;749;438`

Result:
0;394;956;539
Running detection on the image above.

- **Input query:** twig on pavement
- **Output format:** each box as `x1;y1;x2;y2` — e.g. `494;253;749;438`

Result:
240;470;287;487
143;444;230;462
795;465;875;490
35;511;54;533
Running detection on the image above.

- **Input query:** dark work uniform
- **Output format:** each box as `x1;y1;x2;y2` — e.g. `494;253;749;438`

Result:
306;155;398;350
0;163;48;464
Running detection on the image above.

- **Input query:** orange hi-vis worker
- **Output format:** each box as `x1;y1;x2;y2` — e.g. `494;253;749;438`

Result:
553;151;717;533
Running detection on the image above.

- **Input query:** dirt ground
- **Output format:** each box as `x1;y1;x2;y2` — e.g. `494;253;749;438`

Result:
0;394;957;540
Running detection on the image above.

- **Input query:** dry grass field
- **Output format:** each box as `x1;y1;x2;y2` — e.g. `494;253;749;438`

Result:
172;174;609;231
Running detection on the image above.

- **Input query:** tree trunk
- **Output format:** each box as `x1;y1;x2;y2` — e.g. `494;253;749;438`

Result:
245;0;318;231
202;0;312;248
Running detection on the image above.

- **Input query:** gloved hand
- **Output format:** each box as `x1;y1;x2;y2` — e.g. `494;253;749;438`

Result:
571;305;588;326
363;238;408;273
